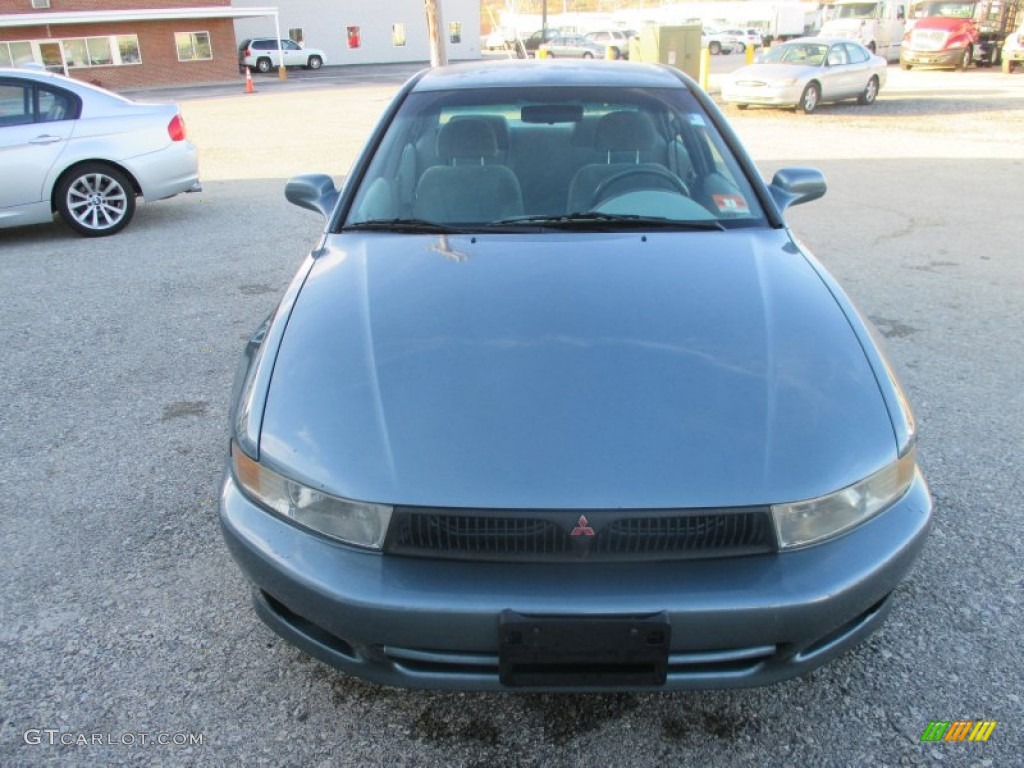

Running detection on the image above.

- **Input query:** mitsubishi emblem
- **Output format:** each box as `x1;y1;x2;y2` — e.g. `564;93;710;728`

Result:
571;515;595;536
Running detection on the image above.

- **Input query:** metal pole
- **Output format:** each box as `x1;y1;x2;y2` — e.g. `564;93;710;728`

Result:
274;12;286;81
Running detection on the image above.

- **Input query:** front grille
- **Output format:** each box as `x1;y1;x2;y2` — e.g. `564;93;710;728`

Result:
385;507;776;562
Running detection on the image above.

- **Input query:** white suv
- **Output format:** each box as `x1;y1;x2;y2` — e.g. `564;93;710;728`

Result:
238;38;326;73
701;28;738;55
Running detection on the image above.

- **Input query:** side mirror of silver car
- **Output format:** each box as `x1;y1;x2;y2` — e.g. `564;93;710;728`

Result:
285;174;339;218
769;167;827;212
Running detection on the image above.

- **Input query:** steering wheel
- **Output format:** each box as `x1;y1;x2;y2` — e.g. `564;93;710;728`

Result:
590;167;690;209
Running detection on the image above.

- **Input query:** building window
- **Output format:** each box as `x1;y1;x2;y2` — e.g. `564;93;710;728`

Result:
175;31;212;62
347;26;361;49
289;28;303;45
449;22;462;44
392;23;406;47
117;35;141;65
62;38;88;68
60;36;138;68
0;41;34;67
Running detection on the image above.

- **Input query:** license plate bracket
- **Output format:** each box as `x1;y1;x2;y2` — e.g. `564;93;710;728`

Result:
498;610;670;687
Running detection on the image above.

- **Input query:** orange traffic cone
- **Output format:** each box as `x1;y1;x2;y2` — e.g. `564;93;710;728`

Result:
244;67;255;94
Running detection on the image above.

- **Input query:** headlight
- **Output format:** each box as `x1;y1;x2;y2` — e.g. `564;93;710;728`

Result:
232;443;392;549
772;448;917;549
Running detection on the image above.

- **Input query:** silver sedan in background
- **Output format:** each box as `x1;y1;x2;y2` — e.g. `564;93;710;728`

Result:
0;67;199;236
721;38;888;113
538;35;606;59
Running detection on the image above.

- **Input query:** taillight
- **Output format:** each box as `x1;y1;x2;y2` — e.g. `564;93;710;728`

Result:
244;47;251;57
168;114;186;142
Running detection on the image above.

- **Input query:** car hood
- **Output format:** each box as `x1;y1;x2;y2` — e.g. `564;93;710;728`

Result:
728;63;818;83
259;231;897;509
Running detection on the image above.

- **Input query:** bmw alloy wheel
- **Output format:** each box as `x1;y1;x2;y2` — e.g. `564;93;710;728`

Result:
57;164;136;237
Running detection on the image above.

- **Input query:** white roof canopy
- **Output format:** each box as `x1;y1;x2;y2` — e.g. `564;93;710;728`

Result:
0;7;279;28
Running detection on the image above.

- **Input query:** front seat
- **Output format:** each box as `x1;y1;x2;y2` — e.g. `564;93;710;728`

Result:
413;118;524;224
566;110;680;213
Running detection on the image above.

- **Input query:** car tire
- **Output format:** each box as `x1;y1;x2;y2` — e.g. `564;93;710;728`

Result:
957;46;972;71
55;163;136;237
900;61;912;70
256;57;272;73
306;55;322;70
736;103;749;110
583;52;593;59
709;41;721;55
737;42;746;53
798;82;820;114
858;76;879;105
610;46;621;59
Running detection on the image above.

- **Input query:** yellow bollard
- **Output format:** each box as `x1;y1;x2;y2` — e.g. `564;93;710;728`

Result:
699;47;711;91
605;44;616;60
278;64;287;81
746;44;755;65
537;48;547;59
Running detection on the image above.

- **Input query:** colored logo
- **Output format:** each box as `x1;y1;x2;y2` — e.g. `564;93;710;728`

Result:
920;721;997;742
571;515;595;536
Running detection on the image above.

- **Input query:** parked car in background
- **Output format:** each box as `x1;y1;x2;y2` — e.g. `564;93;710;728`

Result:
238;38;326;73
585;29;636;59
702;27;739;54
514;28;562;57
1001;22;1024;71
221;59;932;692
723;28;765;52
484;29;512;50
539;34;606;59
0;67;199;236
722;37;888;112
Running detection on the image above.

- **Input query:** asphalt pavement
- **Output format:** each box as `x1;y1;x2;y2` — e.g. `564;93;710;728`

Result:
1;62;1023;767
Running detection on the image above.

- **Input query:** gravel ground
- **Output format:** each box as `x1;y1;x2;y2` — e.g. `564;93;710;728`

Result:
1;65;1022;766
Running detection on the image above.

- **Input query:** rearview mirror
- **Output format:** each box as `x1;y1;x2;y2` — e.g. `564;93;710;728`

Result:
285;174;339;218
768;167;826;211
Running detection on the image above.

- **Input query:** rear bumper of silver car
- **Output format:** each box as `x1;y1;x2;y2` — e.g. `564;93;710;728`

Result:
220;469;932;691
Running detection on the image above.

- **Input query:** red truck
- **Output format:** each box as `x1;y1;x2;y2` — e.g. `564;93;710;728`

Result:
900;0;1021;69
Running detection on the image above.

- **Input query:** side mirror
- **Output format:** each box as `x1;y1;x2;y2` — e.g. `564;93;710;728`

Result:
285;173;339;218
769;167;826;211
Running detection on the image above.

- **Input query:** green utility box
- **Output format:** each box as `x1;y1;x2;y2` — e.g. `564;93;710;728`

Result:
630;25;701;81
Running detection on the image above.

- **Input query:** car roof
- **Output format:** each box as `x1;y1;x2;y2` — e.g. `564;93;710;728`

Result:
0;66;140;103
411;60;685;92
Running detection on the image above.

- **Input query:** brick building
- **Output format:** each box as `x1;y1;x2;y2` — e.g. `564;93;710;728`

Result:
0;0;280;88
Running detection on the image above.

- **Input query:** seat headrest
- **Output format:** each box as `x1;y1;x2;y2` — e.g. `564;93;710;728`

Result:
594;111;656;152
437;118;499;161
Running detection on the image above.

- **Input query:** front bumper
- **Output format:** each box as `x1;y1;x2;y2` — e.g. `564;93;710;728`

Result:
220;469;932;691
721;82;804;108
900;47;966;68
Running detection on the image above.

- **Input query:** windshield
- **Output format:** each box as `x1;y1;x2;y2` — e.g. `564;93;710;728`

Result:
761;42;829;66
836;3;879;19
911;1;976;17
343;84;766;232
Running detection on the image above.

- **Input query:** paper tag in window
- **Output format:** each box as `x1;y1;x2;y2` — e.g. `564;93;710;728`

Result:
712;194;749;214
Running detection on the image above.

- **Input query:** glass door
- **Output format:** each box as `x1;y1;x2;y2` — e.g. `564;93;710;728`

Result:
38;41;65;74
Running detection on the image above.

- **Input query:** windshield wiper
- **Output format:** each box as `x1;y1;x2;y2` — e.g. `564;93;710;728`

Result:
342;218;468;234
491;212;726;231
